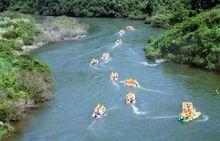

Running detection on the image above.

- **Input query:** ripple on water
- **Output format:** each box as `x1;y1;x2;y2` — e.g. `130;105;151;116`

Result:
10;18;220;141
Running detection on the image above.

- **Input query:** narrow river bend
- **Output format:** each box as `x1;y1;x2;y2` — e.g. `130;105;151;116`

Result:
8;18;220;141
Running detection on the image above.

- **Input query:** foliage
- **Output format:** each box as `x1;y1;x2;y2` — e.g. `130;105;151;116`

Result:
0;12;52;138
37;16;88;43
1;0;218;28
0;13;41;49
0;11;87;139
145;7;220;71
0;121;13;140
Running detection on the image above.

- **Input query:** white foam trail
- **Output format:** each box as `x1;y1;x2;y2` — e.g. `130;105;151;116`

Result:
88;120;97;130
131;104;146;115
110;44;117;50
139;62;158;67
112;81;120;89
119;81;124;84
155;59;166;64
216;89;220;95
147;115;177;119
100;58;111;65
106;106;118;112
89;64;101;70
111;42;122;50
103;113;108;117
196;115;209;122
130;49;139;56
119;33;124;37
138;85;165;95
84;46;104;57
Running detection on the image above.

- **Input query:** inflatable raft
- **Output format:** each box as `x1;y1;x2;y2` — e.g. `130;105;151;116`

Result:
92;104;106;119
101;52;110;60
178;102;201;123
179;112;202;123
123;78;138;88
115;39;122;46
126;92;136;104
90;59;99;65
110;72;119;80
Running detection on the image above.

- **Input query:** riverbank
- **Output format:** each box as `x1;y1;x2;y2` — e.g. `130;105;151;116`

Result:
145;7;220;72
1;1;219;72
1;1;218;28
5;18;220;141
0;12;88;139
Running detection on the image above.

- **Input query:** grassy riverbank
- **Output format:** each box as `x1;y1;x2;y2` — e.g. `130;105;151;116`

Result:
0;12;88;139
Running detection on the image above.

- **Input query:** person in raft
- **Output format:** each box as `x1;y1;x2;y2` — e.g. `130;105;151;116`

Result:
90;58;99;65
179;102;201;122
126;92;136;104
126;26;135;30
101;52;110;60
123;78;138;88
92;104;106;119
115;39;122;46
110;72;119;81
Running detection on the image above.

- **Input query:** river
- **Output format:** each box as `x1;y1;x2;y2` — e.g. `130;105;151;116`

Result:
7;18;220;141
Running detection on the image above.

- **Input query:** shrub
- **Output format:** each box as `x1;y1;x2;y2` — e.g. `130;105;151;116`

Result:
0;102;16;122
145;7;220;71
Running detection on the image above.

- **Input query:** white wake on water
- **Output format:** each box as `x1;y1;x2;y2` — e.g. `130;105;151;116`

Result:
110;44;117;50
119;80;124;84
106;106;118;112
146;115;177;119
138;85;165;95
131;104;146;115
88;120;97;130
196;115;209;122
112;81;120;89
89;64;102;70
155;59;166;64
119;33;125;37
139;62;158;67
216;89;220;95
100;58;111;66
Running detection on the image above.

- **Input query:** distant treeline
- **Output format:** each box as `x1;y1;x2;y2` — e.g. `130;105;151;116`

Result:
0;0;219;27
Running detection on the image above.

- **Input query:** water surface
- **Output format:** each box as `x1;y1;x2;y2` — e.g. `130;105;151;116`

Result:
8;18;220;141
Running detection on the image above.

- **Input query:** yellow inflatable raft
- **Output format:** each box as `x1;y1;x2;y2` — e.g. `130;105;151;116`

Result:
110;72;119;80
90;59;99;65
92;104;106;119
126;92;136;104
178;102;202;123
123;78;138;88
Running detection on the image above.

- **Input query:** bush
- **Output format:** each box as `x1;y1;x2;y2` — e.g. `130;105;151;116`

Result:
14;71;52;102
0;102;16;122
37;16;88;43
0;121;14;139
1;0;219;28
0;12;53;139
145;7;220;72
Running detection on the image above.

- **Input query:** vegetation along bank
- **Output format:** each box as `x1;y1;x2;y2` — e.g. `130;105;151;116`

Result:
0;11;88;139
1;0;219;71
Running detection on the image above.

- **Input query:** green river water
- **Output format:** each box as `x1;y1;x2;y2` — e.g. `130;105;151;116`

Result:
7;18;220;141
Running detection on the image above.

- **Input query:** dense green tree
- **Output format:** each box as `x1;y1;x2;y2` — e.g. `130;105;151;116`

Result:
145;7;220;71
1;0;219;27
